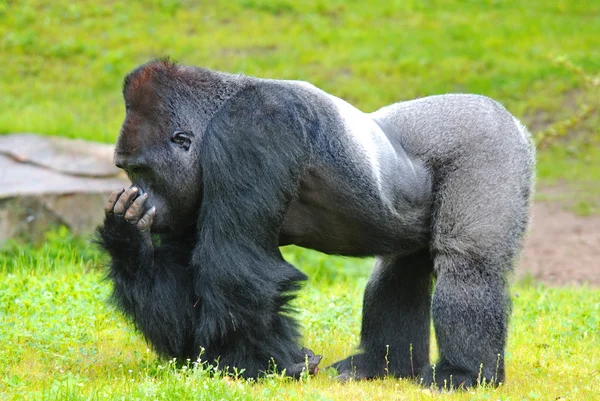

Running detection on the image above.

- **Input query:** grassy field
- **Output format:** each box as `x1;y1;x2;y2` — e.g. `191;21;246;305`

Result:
1;231;599;401
1;0;599;400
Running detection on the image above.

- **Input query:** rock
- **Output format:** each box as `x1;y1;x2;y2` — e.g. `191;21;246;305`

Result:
0;133;130;244
0;133;119;177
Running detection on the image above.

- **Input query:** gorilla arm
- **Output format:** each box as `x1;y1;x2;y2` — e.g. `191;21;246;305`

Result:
191;83;322;378
96;186;199;361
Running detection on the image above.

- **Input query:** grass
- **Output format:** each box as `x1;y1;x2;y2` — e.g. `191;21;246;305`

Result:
0;230;599;400
1;1;600;400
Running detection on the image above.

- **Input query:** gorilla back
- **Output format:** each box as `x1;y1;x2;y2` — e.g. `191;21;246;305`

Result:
96;59;535;389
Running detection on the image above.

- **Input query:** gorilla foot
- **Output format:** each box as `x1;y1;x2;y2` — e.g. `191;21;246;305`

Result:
419;363;501;390
328;354;374;381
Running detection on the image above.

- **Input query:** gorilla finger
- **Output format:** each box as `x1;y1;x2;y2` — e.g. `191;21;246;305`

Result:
105;188;125;213
125;193;148;223
287;353;322;378
307;354;322;374
113;187;139;215
137;206;156;232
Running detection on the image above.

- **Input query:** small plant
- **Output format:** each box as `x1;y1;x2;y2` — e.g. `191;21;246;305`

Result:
535;56;599;148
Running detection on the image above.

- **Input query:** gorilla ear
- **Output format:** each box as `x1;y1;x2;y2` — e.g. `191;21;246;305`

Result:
170;130;193;151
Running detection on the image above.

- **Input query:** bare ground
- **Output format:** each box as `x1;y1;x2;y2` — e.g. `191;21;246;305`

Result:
517;201;600;286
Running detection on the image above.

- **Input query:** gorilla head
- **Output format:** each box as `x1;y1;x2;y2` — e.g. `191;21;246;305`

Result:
113;60;240;233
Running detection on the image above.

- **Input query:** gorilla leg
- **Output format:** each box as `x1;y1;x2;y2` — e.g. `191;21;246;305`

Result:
420;255;509;389
420;162;529;389
372;94;534;389
332;250;433;379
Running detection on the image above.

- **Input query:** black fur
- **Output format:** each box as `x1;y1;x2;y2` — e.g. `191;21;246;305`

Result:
331;249;433;380
190;84;315;376
96;59;535;388
96;214;198;360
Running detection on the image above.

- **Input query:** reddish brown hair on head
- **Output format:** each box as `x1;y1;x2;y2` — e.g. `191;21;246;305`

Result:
123;58;180;99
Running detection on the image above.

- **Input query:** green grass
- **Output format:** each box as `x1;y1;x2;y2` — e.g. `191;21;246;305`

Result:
1;232;599;400
1;1;600;400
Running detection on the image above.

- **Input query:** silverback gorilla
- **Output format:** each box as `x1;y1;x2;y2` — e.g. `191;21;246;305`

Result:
96;59;535;389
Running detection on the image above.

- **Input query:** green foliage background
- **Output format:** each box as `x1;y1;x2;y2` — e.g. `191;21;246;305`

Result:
1;0;598;208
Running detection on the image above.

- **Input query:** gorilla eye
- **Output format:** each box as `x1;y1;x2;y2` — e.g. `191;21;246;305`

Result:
170;131;193;151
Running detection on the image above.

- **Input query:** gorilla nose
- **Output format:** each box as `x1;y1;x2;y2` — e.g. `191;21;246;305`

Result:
115;155;129;170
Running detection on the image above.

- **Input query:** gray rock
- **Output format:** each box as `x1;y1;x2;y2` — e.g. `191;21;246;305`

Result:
0;133;120;177
0;133;130;244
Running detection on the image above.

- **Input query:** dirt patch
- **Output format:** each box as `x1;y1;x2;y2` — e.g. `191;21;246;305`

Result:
517;201;600;286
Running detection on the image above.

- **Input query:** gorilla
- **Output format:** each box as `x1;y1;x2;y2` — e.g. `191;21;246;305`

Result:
96;59;535;389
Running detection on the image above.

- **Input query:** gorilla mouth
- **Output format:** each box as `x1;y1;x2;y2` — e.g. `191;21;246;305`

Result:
127;186;177;234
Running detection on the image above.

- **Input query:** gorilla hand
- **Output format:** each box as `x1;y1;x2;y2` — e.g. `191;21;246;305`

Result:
99;187;156;275
285;348;322;378
107;186;156;232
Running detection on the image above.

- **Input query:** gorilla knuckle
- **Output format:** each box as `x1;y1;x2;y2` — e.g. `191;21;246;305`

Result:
137;219;151;231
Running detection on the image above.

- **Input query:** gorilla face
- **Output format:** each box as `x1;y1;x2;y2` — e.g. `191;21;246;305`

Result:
114;85;202;234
